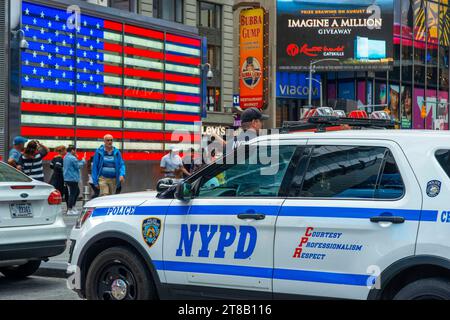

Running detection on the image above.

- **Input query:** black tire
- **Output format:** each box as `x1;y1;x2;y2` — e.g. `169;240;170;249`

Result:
0;260;41;279
85;246;156;300
394;277;450;300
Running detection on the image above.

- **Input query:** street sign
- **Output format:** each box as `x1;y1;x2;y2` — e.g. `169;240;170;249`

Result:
233;95;240;107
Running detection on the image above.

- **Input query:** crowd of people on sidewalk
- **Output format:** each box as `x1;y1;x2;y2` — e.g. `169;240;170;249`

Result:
4;108;269;214
5;134;126;216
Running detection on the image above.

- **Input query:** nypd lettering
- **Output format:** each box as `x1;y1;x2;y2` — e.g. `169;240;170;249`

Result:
176;224;257;259
106;206;136;216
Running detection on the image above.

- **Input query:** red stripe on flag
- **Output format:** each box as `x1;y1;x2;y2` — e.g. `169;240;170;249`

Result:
104;42;123;53
124;67;164;80
21;102;75;114
123;110;164;121
104;64;123;75
166;34;201;47
122;152;164;161
165;93;200;104
165;113;201;122
104;20;123;31
124;25;164;40
124;131;165;141
76;106;122;118
76;129;123;139
166;73;200;85
165;53;201;66
104;87;123;96
124;46;164;60
21;126;75;137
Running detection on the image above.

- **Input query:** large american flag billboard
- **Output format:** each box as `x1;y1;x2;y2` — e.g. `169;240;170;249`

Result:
20;1;202;160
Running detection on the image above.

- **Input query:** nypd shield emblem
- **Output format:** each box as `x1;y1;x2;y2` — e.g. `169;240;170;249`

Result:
142;217;161;248
426;180;442;197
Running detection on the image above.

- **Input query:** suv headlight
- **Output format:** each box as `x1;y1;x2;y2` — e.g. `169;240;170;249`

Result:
75;207;94;229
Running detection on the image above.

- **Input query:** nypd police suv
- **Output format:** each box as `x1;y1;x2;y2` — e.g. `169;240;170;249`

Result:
68;130;450;300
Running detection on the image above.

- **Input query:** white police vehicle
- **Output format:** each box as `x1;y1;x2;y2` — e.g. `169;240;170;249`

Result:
68;130;450;300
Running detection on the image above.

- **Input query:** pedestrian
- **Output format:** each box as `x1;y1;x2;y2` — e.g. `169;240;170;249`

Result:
87;155;100;199
50;145;69;206
7;136;28;169
182;148;200;178
212;107;269;151
160;146;190;179
64;146;86;215
92;134;126;197
17;140;49;181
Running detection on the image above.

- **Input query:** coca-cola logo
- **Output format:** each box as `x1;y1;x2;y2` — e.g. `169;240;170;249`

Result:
286;44;299;57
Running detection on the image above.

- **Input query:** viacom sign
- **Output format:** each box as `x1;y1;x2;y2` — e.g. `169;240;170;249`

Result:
276;72;321;99
277;0;394;71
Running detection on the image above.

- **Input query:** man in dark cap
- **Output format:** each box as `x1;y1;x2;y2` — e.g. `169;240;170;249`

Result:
212;107;269;152
7;136;28;168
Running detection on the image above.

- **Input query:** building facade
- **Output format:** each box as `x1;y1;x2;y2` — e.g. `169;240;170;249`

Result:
275;0;450;131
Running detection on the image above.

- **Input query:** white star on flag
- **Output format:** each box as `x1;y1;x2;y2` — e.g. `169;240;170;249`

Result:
96;23;100;29
55;79;59;85
32;68;37;74
40;11;45;18
48;53;52;60
55;47;59;53
25;75;29;82
40;77;44;83
62;72;66;78
40;28;44;34
33;18;37;24
25;8;29;15
25;25;29;31
55;15;59;21
83;82;87;88
40;61;45;67
69;80;73;86
90;60;94;66
32;51;37;58
48;38;52;43
89;75;93;81
77;73;80;80
25;60;29;65
48;70;52;76
55;63;60;69
40;44;45;50
48;21;52;28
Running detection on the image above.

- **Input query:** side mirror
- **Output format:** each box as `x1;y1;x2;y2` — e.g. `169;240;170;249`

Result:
175;182;193;201
156;178;175;192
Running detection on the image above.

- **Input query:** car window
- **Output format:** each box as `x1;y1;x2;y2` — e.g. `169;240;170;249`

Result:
435;149;450;178
375;150;404;199
0;162;32;182
196;145;296;198
290;145;404;199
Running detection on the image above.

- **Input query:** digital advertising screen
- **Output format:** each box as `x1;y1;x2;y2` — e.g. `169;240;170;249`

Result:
277;0;394;71
19;1;202;161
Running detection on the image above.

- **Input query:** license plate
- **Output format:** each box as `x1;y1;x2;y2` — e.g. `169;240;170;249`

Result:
10;203;33;218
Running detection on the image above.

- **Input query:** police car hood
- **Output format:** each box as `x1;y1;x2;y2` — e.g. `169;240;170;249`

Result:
84;191;158;208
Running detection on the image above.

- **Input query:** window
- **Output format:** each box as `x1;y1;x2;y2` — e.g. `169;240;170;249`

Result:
435;150;450;177
0;163;32;182
289;145;404;199
207;45;221;71
153;0;183;23
109;0;137;12
206;87;221;112
196;145;296;198
198;1;221;29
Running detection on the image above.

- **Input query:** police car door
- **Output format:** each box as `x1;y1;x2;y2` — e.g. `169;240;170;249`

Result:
163;141;299;297
274;139;422;299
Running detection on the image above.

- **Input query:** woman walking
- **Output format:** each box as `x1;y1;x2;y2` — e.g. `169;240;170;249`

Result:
49;146;68;207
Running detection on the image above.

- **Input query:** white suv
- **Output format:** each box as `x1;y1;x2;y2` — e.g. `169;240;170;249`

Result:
69;130;450;300
0;162;67;278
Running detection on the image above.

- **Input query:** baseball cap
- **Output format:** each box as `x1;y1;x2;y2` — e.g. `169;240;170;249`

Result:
241;107;269;123
13;136;28;145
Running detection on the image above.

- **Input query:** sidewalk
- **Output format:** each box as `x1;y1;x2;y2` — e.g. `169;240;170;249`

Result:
35;201;83;279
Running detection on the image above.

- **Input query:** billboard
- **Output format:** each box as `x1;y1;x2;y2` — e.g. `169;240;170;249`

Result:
19;1;202;161
239;8;266;109
277;0;394;71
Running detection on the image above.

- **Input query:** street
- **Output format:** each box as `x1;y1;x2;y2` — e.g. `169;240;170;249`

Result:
0;276;80;300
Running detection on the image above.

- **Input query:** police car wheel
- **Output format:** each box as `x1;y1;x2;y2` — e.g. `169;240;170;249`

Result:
0;260;41;279
393;277;450;300
85;246;154;300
